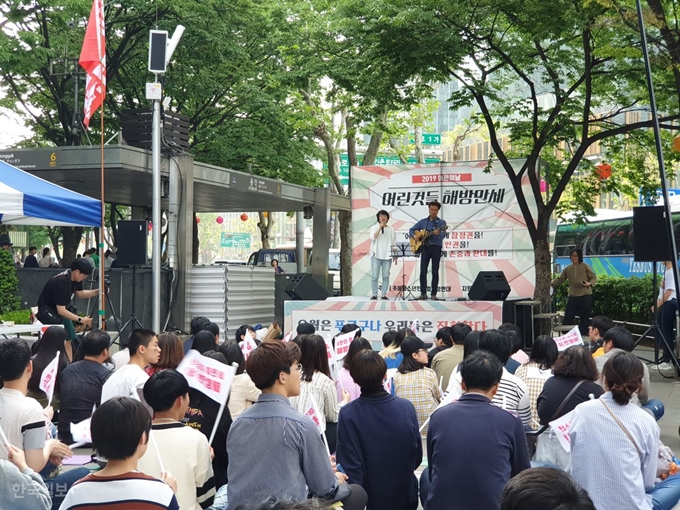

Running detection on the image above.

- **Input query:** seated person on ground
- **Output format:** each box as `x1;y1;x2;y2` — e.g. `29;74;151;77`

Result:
501;467;595;510
587;315;614;357
0;339;88;510
58;329;112;444
138;370;215;510
101;328;160;404
59;397;179;509
226;341;367;510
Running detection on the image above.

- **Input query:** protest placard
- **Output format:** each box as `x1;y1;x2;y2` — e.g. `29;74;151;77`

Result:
554;326;583;352
39;351;60;406
549;409;575;452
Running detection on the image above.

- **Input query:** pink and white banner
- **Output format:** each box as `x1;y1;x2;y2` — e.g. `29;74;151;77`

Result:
350;160;537;298
285;299;504;341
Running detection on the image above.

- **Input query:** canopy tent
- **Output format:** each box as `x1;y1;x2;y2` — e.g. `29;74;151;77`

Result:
0;160;101;226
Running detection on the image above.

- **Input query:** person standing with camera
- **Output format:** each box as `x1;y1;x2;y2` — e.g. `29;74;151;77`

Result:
36;258;98;360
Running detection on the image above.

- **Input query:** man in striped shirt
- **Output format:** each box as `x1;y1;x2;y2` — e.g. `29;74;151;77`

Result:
59;397;179;510
479;330;532;427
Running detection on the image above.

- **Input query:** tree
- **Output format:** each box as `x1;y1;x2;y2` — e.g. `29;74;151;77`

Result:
332;0;680;310
0;0;324;262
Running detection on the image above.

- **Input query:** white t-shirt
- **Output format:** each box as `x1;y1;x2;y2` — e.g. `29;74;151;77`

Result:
100;364;149;403
369;223;396;260
0;388;46;458
658;267;676;302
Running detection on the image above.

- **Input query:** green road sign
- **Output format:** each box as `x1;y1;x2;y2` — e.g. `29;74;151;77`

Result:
409;133;442;145
220;232;251;249
326;153;441;187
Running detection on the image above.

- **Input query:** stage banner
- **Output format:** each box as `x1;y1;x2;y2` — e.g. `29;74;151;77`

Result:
351;160;537;298
284;299;504;341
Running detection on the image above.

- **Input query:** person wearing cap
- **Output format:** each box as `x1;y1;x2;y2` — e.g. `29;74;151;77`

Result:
36;258;99;360
393;336;441;435
1;234;23;268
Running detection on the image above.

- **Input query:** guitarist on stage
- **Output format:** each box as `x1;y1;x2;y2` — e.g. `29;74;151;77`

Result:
409;200;447;300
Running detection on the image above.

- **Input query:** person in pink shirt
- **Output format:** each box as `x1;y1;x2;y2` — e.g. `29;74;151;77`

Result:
336;338;372;402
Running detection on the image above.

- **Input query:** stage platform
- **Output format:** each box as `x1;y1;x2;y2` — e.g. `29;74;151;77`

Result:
284;298;505;342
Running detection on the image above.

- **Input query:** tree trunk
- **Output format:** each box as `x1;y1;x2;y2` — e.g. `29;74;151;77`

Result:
338;209;352;295
61;227;83;267
47;227;62;264
414;126;424;163
533;218;553;335
258;212;273;249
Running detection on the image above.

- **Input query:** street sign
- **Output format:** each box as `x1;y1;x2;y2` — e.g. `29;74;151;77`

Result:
408;133;442;145
639;188;680;206
220;232;251;249
327;154;441;188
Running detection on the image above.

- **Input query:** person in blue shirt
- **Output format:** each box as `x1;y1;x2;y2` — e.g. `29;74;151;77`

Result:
408;200;447;300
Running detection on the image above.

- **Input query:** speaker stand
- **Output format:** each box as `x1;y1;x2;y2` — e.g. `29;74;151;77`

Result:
634;263;679;375
110;266;144;346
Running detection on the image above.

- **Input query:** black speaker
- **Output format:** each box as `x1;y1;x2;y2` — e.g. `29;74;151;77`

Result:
633;206;674;262
285;274;329;301
468;271;511;301
117;220;148;266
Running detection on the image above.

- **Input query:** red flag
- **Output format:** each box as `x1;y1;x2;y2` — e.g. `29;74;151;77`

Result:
79;0;106;127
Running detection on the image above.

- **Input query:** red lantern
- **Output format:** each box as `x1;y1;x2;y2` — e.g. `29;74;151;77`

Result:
216;216;224;224
148;222;153;231
196;216;201;224
240;213;248;221
539;179;547;193
595;163;612;180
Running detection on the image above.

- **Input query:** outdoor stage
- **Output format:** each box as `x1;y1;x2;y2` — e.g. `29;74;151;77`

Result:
283;297;506;342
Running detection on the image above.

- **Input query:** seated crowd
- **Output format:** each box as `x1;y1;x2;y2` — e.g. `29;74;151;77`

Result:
0;313;677;510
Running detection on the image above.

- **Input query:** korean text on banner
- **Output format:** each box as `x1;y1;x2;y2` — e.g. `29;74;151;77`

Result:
554;326;583;352
549;409;575;452
334;331;356;361
241;330;259;361
304;394;325;434
177;350;237;404
39;351;60;406
78;0;106;127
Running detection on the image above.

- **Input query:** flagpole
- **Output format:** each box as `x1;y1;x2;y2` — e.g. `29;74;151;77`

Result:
99;100;105;330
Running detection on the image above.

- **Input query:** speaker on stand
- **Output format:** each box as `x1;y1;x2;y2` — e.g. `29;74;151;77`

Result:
284;274;330;301
110;220;149;346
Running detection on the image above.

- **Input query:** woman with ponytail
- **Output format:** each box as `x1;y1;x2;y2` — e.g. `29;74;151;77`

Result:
570;351;680;510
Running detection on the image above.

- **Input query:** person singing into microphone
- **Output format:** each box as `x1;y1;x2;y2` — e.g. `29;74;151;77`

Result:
370;210;397;300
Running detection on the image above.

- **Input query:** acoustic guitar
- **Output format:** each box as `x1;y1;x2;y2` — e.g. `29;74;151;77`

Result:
410;225;448;254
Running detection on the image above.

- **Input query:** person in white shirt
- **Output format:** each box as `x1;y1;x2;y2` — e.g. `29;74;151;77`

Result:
570;351;680;510
138;370;215;510
101;329;160;404
369;209;396;300
654;260;677;369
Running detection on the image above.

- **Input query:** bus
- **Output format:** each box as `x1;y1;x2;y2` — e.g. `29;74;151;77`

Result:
553;208;680;277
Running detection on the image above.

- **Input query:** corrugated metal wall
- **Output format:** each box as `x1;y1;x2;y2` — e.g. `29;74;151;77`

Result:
186;265;275;341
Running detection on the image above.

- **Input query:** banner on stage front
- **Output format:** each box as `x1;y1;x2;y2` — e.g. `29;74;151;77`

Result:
284;300;504;339
350;160;537;298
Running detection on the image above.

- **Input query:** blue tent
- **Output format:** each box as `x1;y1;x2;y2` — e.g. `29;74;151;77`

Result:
0;160;101;226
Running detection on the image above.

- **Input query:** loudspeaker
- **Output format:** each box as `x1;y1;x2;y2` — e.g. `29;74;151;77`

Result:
285;274;329;301
633;206;674;262
468;271;511;301
117;221;148;266
148;30;168;73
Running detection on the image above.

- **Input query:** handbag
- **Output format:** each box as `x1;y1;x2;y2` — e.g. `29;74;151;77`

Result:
527;379;586;458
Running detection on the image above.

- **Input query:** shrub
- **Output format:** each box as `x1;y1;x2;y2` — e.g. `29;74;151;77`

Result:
0;309;32;325
0;249;20;315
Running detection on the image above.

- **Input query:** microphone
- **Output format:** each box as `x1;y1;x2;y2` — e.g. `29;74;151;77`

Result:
381;226;384;234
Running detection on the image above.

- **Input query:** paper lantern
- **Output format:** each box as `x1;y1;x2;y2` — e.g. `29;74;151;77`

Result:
595;163;612;180
148;222;153;231
196;216;200;224
240;213;248;221
539;179;547;193
263;212;268;218
216;216;224;224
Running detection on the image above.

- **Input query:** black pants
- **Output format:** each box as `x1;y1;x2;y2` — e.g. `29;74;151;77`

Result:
420;245;442;296
324;421;337;454
658;298;678;362
564;295;592;335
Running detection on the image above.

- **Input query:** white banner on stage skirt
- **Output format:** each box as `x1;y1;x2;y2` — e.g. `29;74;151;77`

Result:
284;299;504;340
